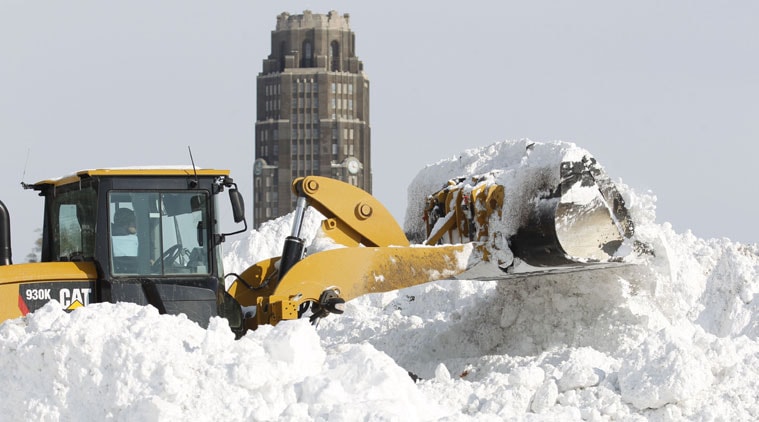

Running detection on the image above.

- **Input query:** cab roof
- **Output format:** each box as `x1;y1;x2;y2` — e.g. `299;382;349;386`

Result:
31;167;231;189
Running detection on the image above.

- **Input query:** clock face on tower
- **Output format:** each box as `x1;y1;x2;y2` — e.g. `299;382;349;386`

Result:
346;157;360;175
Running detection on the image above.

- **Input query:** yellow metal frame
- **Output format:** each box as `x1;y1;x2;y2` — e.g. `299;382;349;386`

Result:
32;168;230;188
0;262;98;321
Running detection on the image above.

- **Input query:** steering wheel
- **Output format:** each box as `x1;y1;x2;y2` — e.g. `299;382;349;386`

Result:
152;244;187;271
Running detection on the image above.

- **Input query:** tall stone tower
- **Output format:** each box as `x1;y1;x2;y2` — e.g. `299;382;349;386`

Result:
253;10;371;228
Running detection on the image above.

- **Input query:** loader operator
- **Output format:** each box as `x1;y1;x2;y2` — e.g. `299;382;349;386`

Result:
111;208;138;257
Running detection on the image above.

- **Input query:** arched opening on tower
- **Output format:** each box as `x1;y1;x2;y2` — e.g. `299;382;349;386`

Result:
302;40;314;68
331;41;340;72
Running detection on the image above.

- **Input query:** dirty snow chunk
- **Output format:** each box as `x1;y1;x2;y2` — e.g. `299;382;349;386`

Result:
695;243;759;338
558;364;602;392
618;327;714;410
557;348;608;392
434;362;452;383
530;379;559;414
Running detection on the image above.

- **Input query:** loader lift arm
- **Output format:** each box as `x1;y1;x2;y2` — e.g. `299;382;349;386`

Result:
228;176;479;330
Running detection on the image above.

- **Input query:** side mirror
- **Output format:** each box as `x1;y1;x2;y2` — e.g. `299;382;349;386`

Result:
217;183;248;245
229;188;245;224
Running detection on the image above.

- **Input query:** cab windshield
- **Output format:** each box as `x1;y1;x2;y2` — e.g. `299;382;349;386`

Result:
109;191;210;276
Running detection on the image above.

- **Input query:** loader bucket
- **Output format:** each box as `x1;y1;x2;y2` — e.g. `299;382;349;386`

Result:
510;158;633;266
422;155;634;269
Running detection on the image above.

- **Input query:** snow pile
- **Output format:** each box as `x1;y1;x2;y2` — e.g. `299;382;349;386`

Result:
2;139;759;420
0;302;445;421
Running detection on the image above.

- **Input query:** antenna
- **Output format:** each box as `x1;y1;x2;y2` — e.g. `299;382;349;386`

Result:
20;148;33;190
188;146;199;188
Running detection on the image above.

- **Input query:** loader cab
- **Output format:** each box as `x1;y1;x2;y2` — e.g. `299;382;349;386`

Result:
29;168;246;334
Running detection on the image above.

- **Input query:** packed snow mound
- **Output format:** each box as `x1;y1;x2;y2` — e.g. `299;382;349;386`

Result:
2;139;759;420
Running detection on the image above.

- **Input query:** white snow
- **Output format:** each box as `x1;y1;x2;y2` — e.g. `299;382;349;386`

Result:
2;139;759;421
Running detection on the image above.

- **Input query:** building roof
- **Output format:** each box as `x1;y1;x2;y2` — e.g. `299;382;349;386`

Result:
275;10;351;31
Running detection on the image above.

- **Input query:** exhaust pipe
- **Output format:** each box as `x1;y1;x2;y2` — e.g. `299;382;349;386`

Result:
0;200;11;265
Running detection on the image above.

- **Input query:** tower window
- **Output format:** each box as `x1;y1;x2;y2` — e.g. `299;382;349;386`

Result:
302;40;314;68
330;41;340;72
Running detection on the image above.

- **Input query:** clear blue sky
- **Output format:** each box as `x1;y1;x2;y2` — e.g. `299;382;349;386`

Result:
1;1;757;260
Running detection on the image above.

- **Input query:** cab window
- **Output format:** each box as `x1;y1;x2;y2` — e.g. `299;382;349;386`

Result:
51;185;97;261
109;191;210;276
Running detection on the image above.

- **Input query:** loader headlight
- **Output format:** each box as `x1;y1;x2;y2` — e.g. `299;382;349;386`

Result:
241;305;257;319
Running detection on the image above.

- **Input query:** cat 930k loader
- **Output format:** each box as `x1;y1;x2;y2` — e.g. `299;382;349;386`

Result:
0;154;634;337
